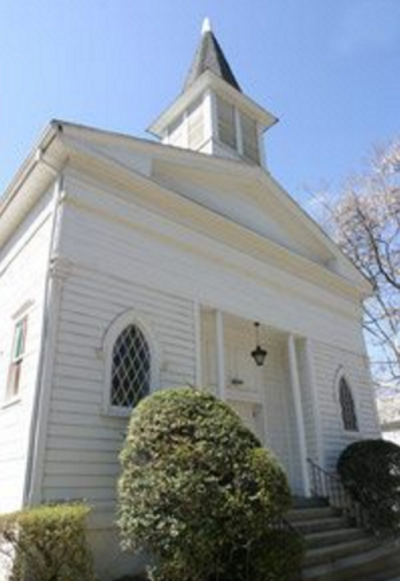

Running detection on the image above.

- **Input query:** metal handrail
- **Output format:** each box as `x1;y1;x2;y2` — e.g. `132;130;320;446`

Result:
267;516;304;580
307;457;388;535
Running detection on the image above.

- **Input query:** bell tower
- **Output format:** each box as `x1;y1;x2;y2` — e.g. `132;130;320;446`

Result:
149;19;277;168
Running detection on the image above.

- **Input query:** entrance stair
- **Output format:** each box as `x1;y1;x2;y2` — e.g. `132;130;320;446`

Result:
287;498;400;581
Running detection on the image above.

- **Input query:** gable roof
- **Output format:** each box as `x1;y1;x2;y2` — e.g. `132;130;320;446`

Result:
183;26;241;93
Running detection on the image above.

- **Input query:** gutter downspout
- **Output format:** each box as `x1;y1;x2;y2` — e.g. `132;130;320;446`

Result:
22;167;65;506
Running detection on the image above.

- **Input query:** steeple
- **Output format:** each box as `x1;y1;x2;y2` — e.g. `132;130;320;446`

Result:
184;18;241;93
149;21;277;168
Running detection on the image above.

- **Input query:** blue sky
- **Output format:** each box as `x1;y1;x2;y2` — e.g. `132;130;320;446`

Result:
1;0;399;204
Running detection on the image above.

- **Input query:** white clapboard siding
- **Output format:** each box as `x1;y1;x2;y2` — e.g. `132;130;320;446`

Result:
38;170;379;512
312;341;381;471
0;192;53;513
59;183;366;354
41;263;196;508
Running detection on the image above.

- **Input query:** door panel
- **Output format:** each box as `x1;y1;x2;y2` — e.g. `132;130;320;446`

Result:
228;400;266;444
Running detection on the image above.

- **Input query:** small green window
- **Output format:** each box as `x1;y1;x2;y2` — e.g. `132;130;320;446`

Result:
7;316;28;398
13;319;27;360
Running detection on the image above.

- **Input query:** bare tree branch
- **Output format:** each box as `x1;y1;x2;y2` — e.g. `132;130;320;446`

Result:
316;139;400;388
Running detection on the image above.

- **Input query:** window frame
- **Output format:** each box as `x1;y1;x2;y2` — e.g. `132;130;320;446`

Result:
215;95;261;164
334;370;360;435
6;315;29;403
216;95;237;149
102;310;160;418
240;112;260;164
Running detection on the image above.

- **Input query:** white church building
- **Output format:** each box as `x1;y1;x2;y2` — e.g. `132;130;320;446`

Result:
0;20;381;578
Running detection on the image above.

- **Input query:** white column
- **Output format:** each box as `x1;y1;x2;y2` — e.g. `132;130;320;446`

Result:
288;334;311;497
216;310;226;400
304;338;324;466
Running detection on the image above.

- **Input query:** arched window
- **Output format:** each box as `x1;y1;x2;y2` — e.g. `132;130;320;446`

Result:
339;377;358;432
110;324;151;409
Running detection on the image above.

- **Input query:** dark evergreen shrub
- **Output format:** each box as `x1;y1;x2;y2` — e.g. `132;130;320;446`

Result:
337;439;400;532
118;387;304;581
0;503;94;581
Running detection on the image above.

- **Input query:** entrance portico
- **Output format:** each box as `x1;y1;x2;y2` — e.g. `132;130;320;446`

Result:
198;307;322;496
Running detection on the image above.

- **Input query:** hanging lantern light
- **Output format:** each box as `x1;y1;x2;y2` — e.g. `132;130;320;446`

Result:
251;322;268;366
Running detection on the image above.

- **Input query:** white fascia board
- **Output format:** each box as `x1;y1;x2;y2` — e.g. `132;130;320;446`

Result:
0;122;67;247
0;122;59;219
148;71;277;137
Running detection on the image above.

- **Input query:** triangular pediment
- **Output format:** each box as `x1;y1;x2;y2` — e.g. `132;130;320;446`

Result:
151;159;333;266
55;121;369;295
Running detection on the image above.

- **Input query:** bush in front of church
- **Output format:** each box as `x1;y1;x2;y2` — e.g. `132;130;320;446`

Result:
337;438;400;533
0;503;94;581
118;386;304;581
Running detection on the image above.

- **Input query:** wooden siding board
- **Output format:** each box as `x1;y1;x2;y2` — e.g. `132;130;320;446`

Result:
0;192;53;513
42;261;196;507
312;341;380;470
39;175;375;511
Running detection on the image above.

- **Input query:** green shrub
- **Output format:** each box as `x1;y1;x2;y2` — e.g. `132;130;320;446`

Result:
337;439;400;533
0;503;94;581
118;387;303;581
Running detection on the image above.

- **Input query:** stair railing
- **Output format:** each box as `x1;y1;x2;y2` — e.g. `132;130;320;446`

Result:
307;458;371;532
267;516;304;581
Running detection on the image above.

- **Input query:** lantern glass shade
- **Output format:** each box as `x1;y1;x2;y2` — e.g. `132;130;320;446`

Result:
251;345;267;366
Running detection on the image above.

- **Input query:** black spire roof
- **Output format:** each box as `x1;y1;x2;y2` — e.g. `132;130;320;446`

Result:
184;21;242;93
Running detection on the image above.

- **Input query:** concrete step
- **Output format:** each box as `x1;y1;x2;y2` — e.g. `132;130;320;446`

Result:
304;537;377;568
303;541;400;581
292;496;328;509
304;527;368;550
288;506;337;522
295;515;346;535
364;572;400;581
360;554;400;581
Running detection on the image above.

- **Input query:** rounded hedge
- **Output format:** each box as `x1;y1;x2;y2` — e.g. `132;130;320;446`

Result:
118;387;302;581
337;439;400;533
0;503;94;581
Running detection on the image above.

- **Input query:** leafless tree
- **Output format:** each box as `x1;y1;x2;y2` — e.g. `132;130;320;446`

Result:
318;140;400;388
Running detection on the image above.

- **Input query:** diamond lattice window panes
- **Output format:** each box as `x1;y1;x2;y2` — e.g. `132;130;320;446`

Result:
111;325;151;408
339;377;359;432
